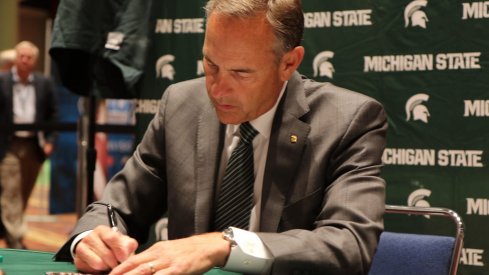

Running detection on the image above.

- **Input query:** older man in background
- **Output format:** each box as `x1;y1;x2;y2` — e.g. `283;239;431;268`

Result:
0;41;57;248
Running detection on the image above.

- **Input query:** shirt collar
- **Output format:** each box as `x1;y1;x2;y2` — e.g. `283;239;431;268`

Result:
11;66;34;83
228;81;288;140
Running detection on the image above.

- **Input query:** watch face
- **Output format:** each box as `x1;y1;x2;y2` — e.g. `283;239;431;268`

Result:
222;227;237;246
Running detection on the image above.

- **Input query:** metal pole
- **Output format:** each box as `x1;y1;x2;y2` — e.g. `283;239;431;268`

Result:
76;95;96;217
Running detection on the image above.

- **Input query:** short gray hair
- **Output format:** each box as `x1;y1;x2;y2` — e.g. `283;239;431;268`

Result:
15;41;39;58
204;0;303;58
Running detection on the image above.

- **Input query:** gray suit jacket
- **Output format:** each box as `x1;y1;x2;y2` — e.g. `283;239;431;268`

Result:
57;72;387;274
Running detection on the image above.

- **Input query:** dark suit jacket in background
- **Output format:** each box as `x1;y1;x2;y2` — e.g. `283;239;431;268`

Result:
56;72;387;274
0;71;58;159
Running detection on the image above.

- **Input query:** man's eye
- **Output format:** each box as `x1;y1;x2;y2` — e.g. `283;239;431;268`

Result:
206;62;218;71
235;71;251;79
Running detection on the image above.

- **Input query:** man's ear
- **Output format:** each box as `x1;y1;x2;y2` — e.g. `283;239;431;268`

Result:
279;46;305;81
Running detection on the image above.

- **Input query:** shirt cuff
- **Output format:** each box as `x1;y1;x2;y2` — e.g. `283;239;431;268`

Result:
70;230;93;259
221;227;274;274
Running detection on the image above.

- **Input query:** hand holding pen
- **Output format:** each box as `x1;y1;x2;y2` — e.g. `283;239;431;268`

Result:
107;204;119;232
93;202;119;232
71;202;138;273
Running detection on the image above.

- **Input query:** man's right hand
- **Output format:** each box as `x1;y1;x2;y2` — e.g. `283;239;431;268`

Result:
73;225;138;273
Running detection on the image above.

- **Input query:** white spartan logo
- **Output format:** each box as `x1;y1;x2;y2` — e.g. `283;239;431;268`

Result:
313;51;335;79
156;54;176;80
404;0;429;28
407;188;432;219
405;93;430;123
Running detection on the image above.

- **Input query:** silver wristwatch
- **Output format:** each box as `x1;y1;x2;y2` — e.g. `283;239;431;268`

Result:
222;227;237;247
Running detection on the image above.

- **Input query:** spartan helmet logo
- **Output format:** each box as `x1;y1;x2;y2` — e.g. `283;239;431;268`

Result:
156;54;176;80
404;0;429;28
405;93;430;123
313;51;335;79
407;188;432;218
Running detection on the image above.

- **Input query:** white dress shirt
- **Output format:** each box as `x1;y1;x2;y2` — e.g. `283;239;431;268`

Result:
218;81;287;231
12;66;36;137
219;82;287;273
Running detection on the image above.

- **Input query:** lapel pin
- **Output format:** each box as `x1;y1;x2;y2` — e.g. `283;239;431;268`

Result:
290;134;298;143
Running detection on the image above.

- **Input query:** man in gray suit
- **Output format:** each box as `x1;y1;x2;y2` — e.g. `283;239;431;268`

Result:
56;0;387;274
0;41;57;248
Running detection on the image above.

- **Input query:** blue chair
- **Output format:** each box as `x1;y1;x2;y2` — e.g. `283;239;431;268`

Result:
369;205;464;275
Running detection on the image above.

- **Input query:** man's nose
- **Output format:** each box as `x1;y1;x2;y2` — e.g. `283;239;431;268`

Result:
210;73;231;98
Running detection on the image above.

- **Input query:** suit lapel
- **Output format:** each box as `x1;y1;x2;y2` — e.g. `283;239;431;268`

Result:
260;72;311;232
192;72;310;233
194;105;223;234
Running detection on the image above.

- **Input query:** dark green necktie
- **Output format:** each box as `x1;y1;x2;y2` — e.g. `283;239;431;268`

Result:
213;122;259;231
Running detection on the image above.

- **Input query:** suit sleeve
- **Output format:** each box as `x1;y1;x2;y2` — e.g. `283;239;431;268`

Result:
54;90;171;261
257;100;387;275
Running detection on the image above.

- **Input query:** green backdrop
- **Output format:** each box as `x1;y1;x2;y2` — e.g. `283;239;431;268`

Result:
133;1;489;273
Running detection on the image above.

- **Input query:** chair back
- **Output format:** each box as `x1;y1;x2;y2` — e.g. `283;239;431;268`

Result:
369;205;464;275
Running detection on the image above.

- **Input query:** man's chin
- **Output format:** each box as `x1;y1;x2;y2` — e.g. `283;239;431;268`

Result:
216;113;243;125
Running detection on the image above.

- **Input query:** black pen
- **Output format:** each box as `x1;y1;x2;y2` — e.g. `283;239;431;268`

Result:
107;204;119;232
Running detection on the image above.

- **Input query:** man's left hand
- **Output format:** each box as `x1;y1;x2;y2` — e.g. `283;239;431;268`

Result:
109;232;231;275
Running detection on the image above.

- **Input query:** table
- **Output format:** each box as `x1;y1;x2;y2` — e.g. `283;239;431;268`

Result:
0;249;77;274
0;249;238;275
